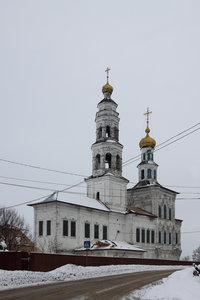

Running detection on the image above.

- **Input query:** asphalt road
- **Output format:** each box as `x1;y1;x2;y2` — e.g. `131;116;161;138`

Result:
0;269;176;300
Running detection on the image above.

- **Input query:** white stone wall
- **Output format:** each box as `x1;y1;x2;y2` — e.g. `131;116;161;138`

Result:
86;175;128;212
33;199;181;260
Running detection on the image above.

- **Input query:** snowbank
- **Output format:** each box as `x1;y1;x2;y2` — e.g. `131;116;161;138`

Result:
0;264;184;291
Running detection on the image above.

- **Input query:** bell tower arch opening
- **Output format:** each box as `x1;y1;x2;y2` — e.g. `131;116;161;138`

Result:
105;153;112;169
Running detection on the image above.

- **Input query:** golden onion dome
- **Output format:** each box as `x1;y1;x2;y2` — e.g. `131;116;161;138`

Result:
139;126;156;149
102;82;113;94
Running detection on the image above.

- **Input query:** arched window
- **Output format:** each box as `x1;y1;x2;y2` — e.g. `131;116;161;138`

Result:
164;204;167;219
116;155;120;170
114;127;119;140
95;154;100;169
98;127;102;139
169;208;172;220
106;126;110;137
159;231;162;244
96;192;100;200
147;152;151;161
158;205;162;218
147;169;152;179
164;231;167;244
143;153;146;161
141;169;145;180
105;153;112;168
154;169;157;180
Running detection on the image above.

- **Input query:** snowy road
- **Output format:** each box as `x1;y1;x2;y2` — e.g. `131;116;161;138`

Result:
0;270;176;300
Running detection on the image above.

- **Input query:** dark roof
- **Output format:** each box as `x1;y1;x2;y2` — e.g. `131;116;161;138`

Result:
137;161;158;167
92;140;123;147
85;173;129;183
98;98;118;106
127;206;157;218
128;181;179;195
175;218;183;222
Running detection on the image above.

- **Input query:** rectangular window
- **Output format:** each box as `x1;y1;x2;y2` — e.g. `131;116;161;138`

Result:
159;231;162;244
142;229;145;243
164;205;167;219
151;230;155;244
136;228;140;243
169;232;172;244
169;208;172;220
94;224;99;239
39;221;43;236
63;220;68;236
103;225;107;240
164;231;167;244
46;220;51;236
158;205;162;218
85;223;90;238
71;221;76;237
176;233;178;244
147;229;150;243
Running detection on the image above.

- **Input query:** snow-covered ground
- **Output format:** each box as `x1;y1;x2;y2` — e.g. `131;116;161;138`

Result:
123;267;199;300
0;264;198;300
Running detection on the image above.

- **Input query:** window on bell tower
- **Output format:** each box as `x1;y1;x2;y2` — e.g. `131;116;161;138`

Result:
114;127;118;140
141;169;145;180
116;155;120;170
105;153;112;168
98;127;102;139
147;152;151;161
106;126;110;137
154;169;157;180
147;169;152;179
96;154;100;169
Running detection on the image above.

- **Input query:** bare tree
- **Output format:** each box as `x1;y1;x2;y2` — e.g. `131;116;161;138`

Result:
192;245;200;261
0;207;33;251
182;255;190;261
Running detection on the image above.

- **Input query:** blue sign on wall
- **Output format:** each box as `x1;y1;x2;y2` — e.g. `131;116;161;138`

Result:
84;241;90;248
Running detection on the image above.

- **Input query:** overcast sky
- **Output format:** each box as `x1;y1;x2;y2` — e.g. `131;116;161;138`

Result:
0;0;200;257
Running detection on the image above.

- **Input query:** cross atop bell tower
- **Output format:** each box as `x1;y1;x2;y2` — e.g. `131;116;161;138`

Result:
144;107;152;128
105;67;111;83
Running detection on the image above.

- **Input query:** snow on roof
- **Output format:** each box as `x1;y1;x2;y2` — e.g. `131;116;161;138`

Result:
76;240;146;252
31;192;110;212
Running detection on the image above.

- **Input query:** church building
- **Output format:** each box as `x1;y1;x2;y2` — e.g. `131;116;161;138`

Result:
30;71;182;260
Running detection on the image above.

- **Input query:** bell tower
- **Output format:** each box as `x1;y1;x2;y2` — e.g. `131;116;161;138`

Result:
85;68;129;212
137;108;158;184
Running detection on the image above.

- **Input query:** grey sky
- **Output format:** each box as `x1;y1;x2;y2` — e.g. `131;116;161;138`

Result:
0;0;200;257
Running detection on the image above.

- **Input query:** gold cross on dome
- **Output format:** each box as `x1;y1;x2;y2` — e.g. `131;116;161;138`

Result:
105;67;111;83
144;107;152;126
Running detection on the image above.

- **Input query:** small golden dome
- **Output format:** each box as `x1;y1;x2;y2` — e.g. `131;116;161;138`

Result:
139;126;156;148
102;82;113;94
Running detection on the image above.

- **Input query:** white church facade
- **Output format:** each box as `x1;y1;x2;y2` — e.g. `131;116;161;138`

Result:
30;72;182;260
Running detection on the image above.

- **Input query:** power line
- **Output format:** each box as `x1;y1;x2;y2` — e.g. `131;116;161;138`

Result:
0;122;199;181
0;180;85;210
182;231;200;234
0;175;86;188
0;158;87;178
128;182;200;189
177;198;200;200
0;180;200;201
0;181;86;194
0;175;198;192
123;122;200;167
123;122;200;165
